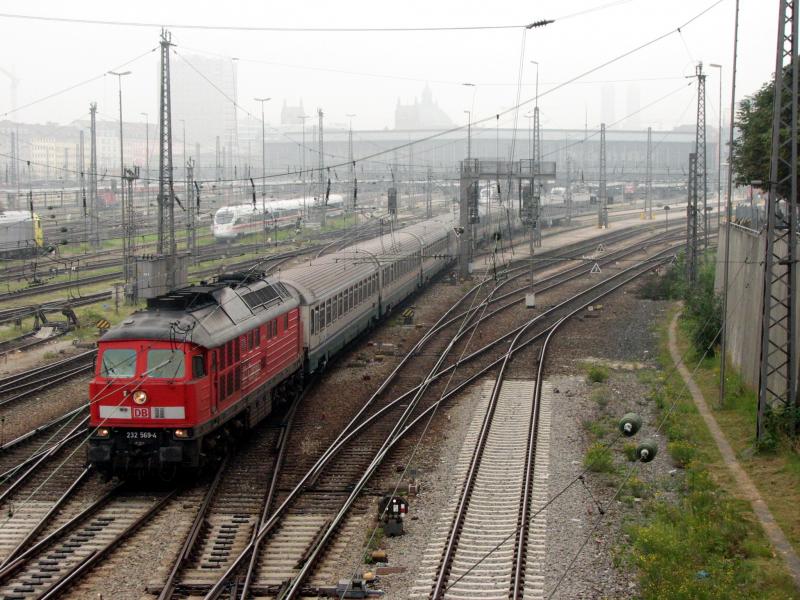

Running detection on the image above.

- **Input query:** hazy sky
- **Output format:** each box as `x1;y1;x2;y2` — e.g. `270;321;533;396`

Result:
0;0;776;134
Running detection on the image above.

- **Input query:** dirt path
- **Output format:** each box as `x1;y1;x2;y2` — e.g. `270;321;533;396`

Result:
668;313;800;591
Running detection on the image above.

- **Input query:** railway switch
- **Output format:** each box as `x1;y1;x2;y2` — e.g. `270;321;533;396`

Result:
335;577;374;598
379;495;408;536
618;413;642;437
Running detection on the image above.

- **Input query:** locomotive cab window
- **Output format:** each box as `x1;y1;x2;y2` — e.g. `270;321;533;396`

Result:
100;348;137;378
192;355;206;378
147;349;185;379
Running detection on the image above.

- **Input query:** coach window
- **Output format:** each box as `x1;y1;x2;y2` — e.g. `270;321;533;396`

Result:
326;299;331;325
284;314;289;329
338;293;343;316
147;349;185;379
234;339;240;362
100;348;137;378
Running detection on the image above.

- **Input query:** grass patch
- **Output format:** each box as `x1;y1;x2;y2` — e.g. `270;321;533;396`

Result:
623;442;639;462
621;304;798;599
666;439;696;468
584;442;615;473
672;312;800;559
590;387;610;409
586;363;610;384
362;523;385;564
583;416;615;440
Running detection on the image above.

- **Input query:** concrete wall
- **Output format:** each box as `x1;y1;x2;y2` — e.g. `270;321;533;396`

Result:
715;225;800;397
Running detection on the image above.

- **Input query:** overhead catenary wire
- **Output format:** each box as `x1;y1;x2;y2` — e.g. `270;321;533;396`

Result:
0;47;157;119
443;244;753;595
0;0;724;191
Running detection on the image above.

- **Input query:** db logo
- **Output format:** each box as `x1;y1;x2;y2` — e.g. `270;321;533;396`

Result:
133;407;150;419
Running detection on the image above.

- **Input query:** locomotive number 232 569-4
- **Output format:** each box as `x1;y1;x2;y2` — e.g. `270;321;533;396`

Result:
126;431;158;440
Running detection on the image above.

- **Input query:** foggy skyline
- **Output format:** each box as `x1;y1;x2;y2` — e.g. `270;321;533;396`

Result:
0;0;776;139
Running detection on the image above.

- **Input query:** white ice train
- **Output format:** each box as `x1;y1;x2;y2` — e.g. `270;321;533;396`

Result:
212;195;344;240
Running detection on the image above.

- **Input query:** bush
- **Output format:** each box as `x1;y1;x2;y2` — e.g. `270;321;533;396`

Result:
682;255;723;357
627;467;770;600
587;364;610;384
625;475;649;499
585;442;615;473
591;387;610;409
623;442;639;462
668;440;696;468
583;417;613;440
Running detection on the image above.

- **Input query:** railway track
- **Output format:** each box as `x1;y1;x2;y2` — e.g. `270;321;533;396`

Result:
412;245;682;599
0;214;410;302
0;292;111;326
0;221;687;599
191;226;683;599
0;350;96;410
0;486;175;599
153;403;294;599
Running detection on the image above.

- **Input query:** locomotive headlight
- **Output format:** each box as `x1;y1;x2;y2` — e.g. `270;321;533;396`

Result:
96;427;110;438
132;390;148;405
173;429;189;439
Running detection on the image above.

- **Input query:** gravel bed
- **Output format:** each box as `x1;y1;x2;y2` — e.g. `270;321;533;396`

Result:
65;486;207;600
542;284;675;599
347;382;486;598
0;339;86;376
0;374;91;442
329;276;675;598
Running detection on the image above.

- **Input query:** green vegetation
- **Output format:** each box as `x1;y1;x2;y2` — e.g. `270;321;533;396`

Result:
623;441;639;462
619;307;797;599
637;251;722;359
586;363;610;384
362;524;385;564
627;467;792;599
671;314;800;557
666;440;696;468
584;441;615;473
590;387;610;409
730;76;778;193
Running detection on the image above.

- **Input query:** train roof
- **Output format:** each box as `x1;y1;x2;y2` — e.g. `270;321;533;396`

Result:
100;273;299;348
0;211;35;224
275;252;377;305
214;194;343;215
275;215;454;305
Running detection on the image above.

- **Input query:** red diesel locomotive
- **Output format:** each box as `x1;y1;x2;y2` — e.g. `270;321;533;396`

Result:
88;274;303;475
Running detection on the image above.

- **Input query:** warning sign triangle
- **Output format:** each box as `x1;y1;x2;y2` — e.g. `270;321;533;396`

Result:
595;243;606;254
590;262;602;274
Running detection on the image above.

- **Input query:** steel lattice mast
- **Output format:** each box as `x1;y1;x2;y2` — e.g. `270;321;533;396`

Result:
686;152;698;283
157;29;176;285
645;126;653;220
695;63;708;249
757;0;799;439
598;122;608;228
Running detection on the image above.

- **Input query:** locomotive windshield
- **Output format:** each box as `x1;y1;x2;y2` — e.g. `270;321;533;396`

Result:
100;349;137;378
146;349;185;379
215;210;234;225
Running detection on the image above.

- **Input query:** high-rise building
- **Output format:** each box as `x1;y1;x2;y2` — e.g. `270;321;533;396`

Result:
601;85;616;126
626;83;641;129
172;54;238;151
